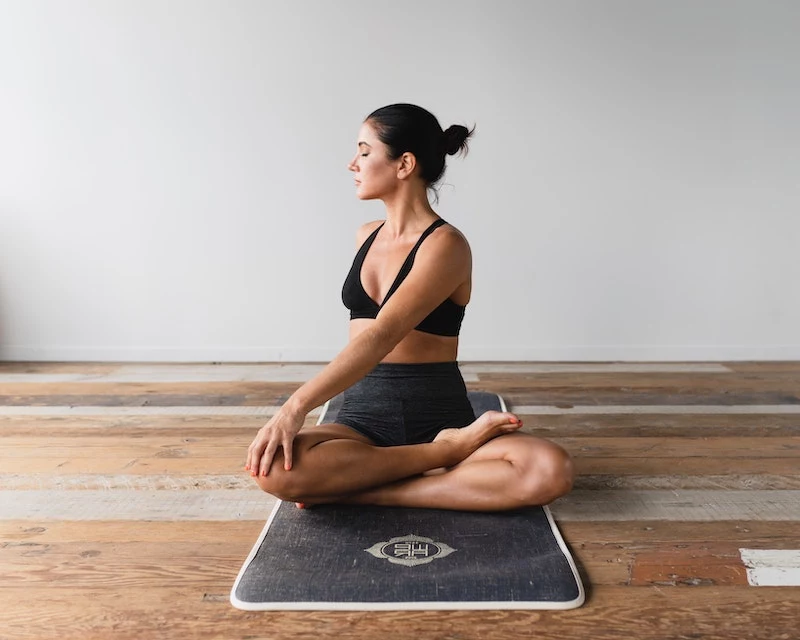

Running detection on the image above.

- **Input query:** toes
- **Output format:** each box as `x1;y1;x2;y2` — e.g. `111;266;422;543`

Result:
481;411;521;428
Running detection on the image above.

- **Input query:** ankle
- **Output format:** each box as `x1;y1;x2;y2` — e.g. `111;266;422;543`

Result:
431;437;464;468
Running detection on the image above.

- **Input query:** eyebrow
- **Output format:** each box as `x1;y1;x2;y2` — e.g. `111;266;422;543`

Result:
358;142;372;147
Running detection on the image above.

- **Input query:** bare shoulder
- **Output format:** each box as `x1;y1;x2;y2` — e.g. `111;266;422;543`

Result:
440;220;470;247
434;220;472;263
355;219;384;247
412;219;472;280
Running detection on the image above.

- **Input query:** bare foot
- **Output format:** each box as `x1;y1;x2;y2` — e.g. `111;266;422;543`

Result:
433;410;522;465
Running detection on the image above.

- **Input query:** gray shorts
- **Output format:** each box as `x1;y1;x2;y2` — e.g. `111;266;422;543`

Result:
333;361;476;447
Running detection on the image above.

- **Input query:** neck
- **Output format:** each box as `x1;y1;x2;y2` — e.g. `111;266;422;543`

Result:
380;183;439;239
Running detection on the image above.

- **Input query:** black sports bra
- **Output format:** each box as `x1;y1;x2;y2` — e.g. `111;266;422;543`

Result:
341;218;466;337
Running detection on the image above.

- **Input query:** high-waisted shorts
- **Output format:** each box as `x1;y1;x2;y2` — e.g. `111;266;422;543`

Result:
332;361;477;447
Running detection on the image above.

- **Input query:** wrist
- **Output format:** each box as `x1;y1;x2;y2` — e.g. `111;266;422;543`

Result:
283;394;310;417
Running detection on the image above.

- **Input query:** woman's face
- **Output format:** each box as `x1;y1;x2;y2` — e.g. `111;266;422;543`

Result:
347;120;398;200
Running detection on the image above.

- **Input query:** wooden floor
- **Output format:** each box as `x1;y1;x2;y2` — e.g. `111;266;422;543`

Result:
1;360;799;639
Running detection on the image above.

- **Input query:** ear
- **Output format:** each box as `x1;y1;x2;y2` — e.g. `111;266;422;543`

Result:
396;152;417;180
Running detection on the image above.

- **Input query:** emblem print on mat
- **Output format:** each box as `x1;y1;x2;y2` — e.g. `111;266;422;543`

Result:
365;534;456;567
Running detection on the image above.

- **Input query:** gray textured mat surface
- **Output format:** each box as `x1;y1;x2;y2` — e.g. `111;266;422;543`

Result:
231;390;584;610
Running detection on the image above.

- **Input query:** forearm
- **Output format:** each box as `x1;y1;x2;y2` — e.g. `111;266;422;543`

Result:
284;326;398;416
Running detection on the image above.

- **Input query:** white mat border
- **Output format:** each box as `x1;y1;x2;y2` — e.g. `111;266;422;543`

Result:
229;392;586;611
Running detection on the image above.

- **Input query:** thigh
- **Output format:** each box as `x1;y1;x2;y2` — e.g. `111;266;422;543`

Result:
295;423;377;450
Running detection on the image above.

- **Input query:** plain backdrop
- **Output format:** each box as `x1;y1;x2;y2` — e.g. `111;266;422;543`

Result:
1;0;798;362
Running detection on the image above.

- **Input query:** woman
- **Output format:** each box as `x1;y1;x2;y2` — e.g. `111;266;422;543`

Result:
245;103;574;511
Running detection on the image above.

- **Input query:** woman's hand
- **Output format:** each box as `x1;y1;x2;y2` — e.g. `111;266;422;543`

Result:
245;405;306;477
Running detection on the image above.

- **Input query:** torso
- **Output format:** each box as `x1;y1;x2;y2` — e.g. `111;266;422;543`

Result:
349;218;471;363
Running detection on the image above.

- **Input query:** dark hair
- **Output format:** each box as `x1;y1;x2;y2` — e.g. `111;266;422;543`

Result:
365;103;475;204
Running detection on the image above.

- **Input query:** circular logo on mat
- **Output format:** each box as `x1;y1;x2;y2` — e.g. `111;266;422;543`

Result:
365;534;456;567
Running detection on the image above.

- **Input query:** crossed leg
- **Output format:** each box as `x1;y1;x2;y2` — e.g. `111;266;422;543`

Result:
331;432;574;511
254;410;575;512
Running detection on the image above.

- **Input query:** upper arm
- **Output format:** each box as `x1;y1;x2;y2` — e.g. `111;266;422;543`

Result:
372;229;470;343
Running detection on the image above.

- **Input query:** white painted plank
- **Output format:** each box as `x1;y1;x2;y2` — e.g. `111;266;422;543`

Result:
740;549;800;568
2;404;799;417
740;549;800;586
742;567;800;586
1;489;799;521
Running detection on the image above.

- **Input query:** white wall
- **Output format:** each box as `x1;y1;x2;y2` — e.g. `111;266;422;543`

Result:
0;0;798;362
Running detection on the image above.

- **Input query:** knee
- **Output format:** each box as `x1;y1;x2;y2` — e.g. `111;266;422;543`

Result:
518;443;575;506
253;457;307;502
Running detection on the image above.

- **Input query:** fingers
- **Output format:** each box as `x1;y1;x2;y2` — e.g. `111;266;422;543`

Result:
259;440;278;477
283;437;294;471
245;445;253;473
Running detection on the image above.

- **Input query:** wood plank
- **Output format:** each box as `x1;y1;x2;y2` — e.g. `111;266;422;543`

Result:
2;413;799;439
0;585;797;640
0;363;120;374
0;473;258;490
2;370;800;405
8;530;799;590
2;490;800;521
477;370;800;392
4;404;800;417
574;458;800;476
466;363;734;374
9;371;800;397
0;364;329;384
556;520;800;544
0;405;297;416
740;549;800;586
724;361;800;373
7;519;797;545
497;390;800;406
5;520;798;591
0;519;262;543
562;437;800;458
553;490;800;521
0;537;619;589
3;389;798;407
0;363;740;387
517;413;800;437
628;542;749;586
3;435;798;459
4;455;800;476
512;405;800;414
0;392;291;407
0;363;734;385
0;381;297;397
8;472;800;491
572;474;800;491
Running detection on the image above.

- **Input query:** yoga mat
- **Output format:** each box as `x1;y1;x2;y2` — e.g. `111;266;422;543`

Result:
231;389;585;610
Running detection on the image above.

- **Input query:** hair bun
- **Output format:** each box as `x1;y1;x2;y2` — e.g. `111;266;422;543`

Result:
441;124;473;157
